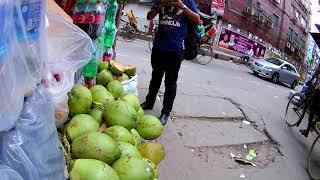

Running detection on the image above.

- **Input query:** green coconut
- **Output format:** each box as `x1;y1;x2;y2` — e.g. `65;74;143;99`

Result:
130;129;143;146
107;80;124;99
68;85;92;117
71;132;121;165
90;85;115;105
70;159;119;180
66;114;99;142
110;61;125;75
143;158;159;179
103;100;138;130
96;69;114;86
104;126;135;144
138;143;165;165
124;65;137;76
112;157;154;180
121;73;130;81
136;115;163;140
118;142;142;159
88;108;103;125
137;107;144;120
121;93;140;112
98;61;110;73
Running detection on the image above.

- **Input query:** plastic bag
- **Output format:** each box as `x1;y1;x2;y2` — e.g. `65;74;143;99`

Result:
0;0;46;131
0;165;24;180
43;12;93;127
122;75;139;96
45;12;93;73
0;87;66;180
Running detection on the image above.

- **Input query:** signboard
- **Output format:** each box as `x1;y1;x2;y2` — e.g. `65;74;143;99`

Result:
211;0;225;16
217;27;267;59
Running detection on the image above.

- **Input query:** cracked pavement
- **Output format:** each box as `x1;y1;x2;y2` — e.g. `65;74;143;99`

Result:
116;39;315;180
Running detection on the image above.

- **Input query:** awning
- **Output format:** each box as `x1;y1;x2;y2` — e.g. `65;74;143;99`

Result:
310;32;320;48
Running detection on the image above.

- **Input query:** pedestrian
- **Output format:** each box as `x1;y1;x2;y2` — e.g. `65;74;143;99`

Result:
243;44;253;65
300;66;320;137
140;0;200;125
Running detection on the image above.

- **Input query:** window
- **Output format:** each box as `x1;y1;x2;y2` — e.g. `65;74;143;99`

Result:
291;5;296;14
265;58;284;66
256;2;261;13
301;17;307;26
247;0;253;9
272;14;279;26
283;64;297;73
288;27;293;37
291;5;299;18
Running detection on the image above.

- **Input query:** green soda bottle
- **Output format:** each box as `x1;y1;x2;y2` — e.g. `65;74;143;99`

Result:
83;53;98;88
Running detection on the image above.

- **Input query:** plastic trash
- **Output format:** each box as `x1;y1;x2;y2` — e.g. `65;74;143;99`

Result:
0;87;66;180
0;0;46;131
122;75;139;96
44;12;93;126
0;165;24;180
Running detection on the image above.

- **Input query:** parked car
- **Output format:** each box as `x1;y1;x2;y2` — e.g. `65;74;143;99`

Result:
250;58;300;89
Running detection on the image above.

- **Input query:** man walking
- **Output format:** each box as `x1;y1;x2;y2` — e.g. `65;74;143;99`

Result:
141;0;200;125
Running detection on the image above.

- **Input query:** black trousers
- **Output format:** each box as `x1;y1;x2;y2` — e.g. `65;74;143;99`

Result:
307;89;320;133
145;49;183;115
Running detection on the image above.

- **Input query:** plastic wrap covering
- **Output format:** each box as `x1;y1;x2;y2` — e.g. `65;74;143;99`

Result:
0;87;66;180
0;0;46;131
43;12;93;127
0;165;24;180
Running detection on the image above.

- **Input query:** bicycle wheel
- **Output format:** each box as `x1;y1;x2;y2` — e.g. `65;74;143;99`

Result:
308;134;320;180
196;44;213;65
285;93;307;127
123;26;137;42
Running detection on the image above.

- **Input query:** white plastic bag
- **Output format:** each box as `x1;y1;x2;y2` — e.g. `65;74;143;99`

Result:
0;165;24;180
43;12;93;127
0;87;66;180
122;75;139;96
0;0;46;131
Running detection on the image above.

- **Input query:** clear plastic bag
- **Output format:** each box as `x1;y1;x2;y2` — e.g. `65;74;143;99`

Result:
0;87;66;180
43;12;93;127
0;0;46;131
45;12;93;73
0;165;24;180
122;75;139;96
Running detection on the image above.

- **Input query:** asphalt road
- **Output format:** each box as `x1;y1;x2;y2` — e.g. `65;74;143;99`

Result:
115;38;319;179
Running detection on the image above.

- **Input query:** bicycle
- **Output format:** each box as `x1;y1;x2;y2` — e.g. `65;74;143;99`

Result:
285;75;320;179
119;9;150;42
193;12;219;65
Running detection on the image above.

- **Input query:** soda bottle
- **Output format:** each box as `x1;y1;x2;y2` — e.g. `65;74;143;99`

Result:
83;57;98;88
72;0;106;40
104;0;118;47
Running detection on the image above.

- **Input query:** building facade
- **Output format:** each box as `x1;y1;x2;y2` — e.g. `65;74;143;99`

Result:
222;0;311;72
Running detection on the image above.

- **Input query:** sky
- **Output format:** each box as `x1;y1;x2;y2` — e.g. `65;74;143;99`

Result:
310;0;320;32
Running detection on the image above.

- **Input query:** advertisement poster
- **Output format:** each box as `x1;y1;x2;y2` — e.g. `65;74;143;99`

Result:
217;27;266;59
211;0;225;16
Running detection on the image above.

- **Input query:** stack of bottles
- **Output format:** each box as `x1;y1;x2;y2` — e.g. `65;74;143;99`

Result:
72;0;108;88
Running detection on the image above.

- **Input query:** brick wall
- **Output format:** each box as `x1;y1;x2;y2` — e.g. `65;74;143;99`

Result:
223;0;310;67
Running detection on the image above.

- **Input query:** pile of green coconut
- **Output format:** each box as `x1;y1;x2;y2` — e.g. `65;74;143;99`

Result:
59;61;165;180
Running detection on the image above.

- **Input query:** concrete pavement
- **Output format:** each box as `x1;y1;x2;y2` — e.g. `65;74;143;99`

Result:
116;38;315;180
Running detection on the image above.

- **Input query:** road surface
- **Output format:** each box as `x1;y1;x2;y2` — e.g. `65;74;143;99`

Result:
115;38;318;180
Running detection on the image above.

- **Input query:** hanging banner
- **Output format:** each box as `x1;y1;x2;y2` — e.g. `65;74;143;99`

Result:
217;27;267;59
211;0;225;16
